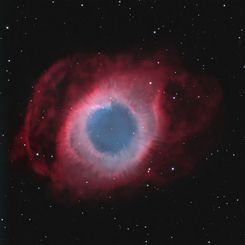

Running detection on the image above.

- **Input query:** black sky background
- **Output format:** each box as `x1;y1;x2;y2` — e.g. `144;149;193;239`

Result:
1;0;245;244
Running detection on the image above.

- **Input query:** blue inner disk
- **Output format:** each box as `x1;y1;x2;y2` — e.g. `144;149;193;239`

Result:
86;101;138;155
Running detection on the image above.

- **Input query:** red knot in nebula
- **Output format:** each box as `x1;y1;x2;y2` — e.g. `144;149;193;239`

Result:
11;52;222;200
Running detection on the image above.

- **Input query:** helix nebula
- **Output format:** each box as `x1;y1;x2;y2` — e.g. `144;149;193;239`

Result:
12;52;222;200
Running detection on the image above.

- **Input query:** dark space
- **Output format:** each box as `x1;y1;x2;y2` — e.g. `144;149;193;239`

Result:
0;0;245;244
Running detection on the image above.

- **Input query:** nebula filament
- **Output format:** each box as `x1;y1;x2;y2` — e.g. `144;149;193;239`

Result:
12;52;222;199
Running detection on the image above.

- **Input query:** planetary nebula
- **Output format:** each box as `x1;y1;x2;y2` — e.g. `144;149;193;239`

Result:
12;52;222;199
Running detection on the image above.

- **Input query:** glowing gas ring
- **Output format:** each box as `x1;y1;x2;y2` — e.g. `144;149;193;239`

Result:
11;53;222;199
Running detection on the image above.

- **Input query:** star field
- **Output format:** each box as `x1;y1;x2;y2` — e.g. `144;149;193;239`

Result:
0;0;245;244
